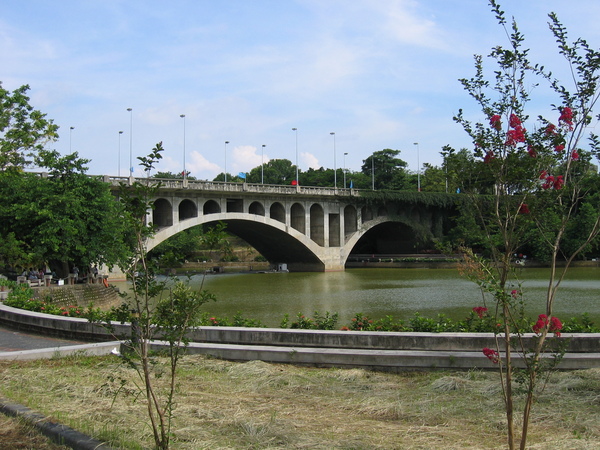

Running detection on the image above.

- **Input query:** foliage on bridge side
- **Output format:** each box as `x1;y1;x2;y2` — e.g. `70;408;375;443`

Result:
349;189;465;209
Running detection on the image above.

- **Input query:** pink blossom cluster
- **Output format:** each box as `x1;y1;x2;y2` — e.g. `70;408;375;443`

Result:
483;347;500;364
559;107;574;130
473;306;488;319
539;171;564;190
489;114;502;131
532;314;563;337
506;114;526;146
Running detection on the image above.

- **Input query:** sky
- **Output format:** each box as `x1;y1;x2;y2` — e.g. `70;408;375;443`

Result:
2;0;600;179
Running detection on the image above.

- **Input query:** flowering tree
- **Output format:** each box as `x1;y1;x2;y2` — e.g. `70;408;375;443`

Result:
452;2;600;448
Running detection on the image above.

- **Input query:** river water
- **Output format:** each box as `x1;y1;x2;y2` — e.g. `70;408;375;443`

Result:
136;267;599;328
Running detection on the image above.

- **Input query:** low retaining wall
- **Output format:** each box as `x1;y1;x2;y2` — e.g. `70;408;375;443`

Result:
1;304;599;370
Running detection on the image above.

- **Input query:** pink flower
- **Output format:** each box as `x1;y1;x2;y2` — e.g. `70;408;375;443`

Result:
542;175;554;190
545;123;557;135
509;114;522;128
473;306;488;319
533;314;563;337
533;314;549;334
518;204;530;214
554;144;565;153
484;151;495;163
554;175;564;190
483;347;500;364
527;146;537;158
511;289;520;298
490;114;502;130
559;107;574;129
571;150;579;160
506;126;526;146
550;317;563;337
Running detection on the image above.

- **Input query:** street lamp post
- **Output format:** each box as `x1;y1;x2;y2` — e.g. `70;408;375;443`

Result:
127;108;133;176
180;114;186;179
330;132;336;188
224;141;229;182
441;150;448;193
69;127;74;152
118;131;123;176
413;142;420;192
292;128;298;184
261;144;266;184
372;155;375;190
343;152;348;188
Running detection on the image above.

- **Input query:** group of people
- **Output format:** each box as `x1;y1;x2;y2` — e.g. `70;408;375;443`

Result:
22;268;48;281
19;265;100;283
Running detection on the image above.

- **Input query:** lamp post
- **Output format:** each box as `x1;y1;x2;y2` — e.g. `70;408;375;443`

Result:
371;154;375;190
127;108;133;176
441;149;448;193
118;131;123;176
292;128;298;184
180;114;186;179
224;141;229;182
413;142;420;192
69;127;74;152
261;144;266;184
343;152;348;188
330;132;336;188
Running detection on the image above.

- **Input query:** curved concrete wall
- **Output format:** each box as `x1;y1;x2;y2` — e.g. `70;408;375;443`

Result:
1;304;599;370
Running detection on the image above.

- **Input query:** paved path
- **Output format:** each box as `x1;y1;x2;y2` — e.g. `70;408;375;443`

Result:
0;324;89;352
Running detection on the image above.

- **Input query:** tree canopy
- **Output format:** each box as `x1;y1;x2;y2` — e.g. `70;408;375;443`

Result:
0;83;132;277
0;83;58;171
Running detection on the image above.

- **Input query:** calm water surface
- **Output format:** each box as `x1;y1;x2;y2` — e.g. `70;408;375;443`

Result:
162;267;600;327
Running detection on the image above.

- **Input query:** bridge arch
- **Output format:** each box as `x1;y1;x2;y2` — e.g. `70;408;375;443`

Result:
203;199;221;214
270;202;285;223
153;198;173;227
147;213;326;271
248;201;265;216
178;199;197;220
310;203;325;246
342;218;420;256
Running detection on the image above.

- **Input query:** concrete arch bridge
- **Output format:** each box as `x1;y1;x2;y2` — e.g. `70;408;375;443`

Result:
110;177;458;272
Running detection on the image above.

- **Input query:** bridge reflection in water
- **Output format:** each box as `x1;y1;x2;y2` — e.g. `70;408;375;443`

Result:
107;176;456;272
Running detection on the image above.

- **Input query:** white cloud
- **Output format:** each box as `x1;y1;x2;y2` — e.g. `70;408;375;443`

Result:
186;151;222;180
301;152;320;170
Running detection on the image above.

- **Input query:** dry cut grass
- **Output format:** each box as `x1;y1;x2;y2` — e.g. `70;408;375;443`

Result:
0;353;599;449
0;414;70;449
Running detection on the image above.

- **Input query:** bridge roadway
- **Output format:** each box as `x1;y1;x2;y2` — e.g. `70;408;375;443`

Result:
106;176;452;272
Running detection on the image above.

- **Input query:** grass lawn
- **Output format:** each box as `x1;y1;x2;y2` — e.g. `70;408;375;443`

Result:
0;354;599;449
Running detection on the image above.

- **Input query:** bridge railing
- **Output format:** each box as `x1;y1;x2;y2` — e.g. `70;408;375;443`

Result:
103;176;360;197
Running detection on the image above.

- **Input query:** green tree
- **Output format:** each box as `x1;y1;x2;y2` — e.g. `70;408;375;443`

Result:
241;158;296;185
361;149;408;190
452;2;600;448
0;83;58;171
153;171;196;180
0;150;131;277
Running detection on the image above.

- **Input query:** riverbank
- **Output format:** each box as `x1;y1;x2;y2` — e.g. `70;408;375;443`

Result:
345;254;600;269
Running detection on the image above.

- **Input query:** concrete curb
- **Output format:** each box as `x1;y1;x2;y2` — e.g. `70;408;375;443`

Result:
0;341;121;361
0;397;113;450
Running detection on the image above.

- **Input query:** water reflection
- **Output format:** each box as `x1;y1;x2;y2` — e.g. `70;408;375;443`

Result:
113;267;599;328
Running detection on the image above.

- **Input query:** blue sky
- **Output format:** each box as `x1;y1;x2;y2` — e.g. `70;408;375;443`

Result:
3;1;600;179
